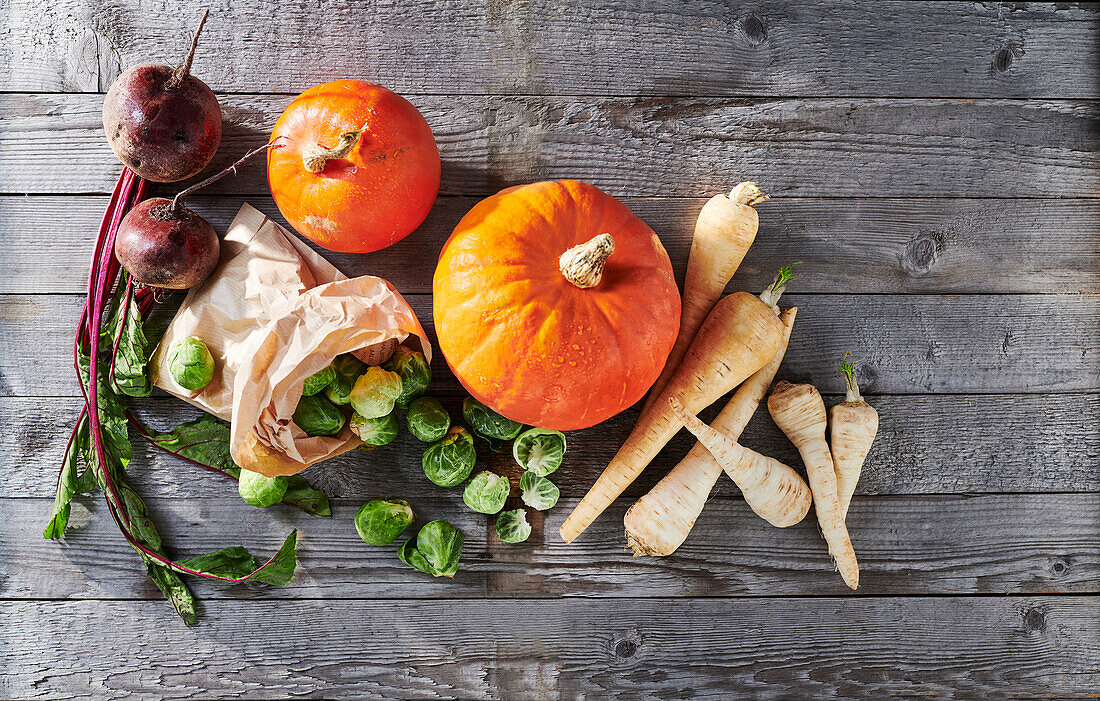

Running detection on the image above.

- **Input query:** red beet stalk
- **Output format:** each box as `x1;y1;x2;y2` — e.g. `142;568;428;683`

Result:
71;168;288;583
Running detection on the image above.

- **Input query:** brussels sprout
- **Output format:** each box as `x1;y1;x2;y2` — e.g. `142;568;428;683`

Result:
355;499;414;546
519;471;560;510
463;397;524;442
512;428;567;476
302;362;337;396
495;509;531;543
383;346;431;408
350;411;400;447
238;469;288;507
397;520;463;577
350;366;403;419
324;354;366;405
422;426;476;487
462;471;510;514
406;396;450;442
167;336;215;391
293;393;346;436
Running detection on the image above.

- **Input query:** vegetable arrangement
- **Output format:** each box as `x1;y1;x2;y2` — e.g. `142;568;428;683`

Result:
46;8;887;618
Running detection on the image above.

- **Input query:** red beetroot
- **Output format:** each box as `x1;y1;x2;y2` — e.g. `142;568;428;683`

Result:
102;11;222;183
114;198;219;289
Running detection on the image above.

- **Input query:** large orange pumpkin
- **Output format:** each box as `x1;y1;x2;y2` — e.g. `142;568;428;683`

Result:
433;180;680;430
267;80;440;253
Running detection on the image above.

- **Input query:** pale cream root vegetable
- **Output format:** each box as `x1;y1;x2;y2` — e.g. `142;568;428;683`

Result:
623;306;798;557
666;397;811;526
768;381;860;589
830;353;879;519
561;266;794;543
642;182;768;413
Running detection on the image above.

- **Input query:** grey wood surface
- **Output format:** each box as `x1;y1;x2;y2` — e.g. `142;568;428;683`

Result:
3;195;1098;295
4;94;1099;197
4;495;1098;599
3;0;1097;97
2;598;1097;700
1;1;1097;699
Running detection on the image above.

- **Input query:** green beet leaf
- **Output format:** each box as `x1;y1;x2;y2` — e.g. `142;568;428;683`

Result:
144;559;197;626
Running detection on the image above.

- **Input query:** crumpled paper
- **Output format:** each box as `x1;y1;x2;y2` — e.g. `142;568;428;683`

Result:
149;203;430;477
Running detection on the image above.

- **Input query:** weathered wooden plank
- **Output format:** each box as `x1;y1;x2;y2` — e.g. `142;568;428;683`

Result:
5;392;1098;500
2;293;1097;397
3;195;1097;295
2;94;1097;198
1;596;1096;699
4;494;1097;601
2;0;1097;98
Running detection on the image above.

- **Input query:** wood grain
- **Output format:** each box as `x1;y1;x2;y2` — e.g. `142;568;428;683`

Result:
2;293;1097;398
2;194;1097;295
2;1;1096;98
2;93;1097;198
4;392;1098;501
2;596;1097;699
4;494;1097;600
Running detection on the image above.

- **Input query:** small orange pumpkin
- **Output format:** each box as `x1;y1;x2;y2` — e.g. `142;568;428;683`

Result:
433;180;680;430
267;80;440;253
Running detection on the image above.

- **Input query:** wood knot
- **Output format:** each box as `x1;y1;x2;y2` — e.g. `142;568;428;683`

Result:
991;43;1023;74
1049;557;1069;576
739;13;768;47
610;629;642;660
901;230;945;277
1022;607;1046;633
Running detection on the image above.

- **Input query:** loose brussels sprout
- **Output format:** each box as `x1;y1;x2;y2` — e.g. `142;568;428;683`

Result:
350;411;400;447
293;393;346;436
168;336;215;391
324;354;366;405
350;366;403;419
355;499;414;546
302;362;337;396
383;346;431;408
519;471;560;510
463;397;523;442
397;520;463;577
495;509;532;543
238;469;288;507
512;428;567;477
462;471;510;514
406;396;450;442
422;426;476;487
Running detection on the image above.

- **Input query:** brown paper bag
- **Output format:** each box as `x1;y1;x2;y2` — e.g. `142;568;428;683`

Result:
149;203;430;477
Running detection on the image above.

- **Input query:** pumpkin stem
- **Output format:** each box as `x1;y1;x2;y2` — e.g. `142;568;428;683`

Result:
167;9;209;90
302;122;370;173
560;233;615;289
728;181;769;207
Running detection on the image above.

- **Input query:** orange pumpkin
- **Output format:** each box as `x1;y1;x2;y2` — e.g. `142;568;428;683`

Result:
267;80;440;253
433;180;680;430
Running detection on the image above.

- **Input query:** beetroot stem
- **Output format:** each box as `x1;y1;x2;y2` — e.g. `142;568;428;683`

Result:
168;9;209;89
169;142;278;214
